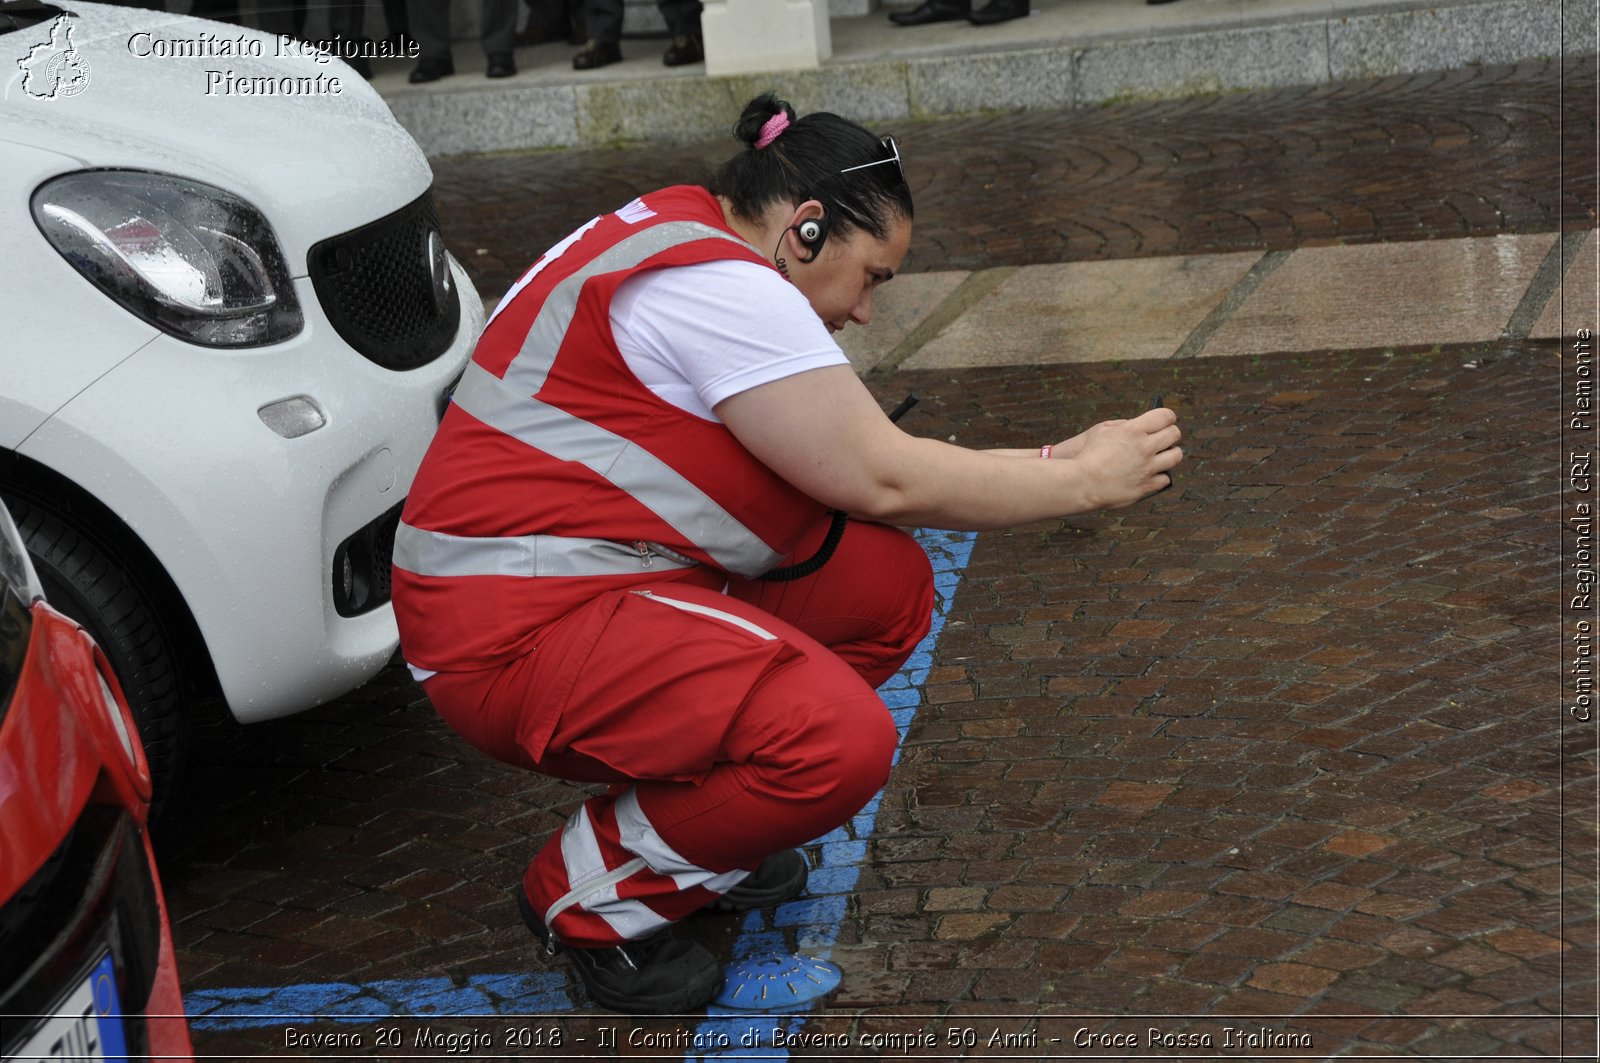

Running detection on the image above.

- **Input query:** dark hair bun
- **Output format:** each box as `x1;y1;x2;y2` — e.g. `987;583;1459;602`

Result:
707;92;913;239
733;92;797;148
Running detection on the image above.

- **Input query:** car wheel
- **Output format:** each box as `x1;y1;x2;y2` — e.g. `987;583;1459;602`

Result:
6;499;188;818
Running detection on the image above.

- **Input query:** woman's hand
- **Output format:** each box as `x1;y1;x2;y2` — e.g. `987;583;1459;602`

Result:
1061;408;1182;509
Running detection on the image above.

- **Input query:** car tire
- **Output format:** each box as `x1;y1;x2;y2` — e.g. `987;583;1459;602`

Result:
6;499;188;818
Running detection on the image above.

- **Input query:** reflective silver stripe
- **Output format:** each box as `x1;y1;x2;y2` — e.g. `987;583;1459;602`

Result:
451;362;785;576
613;789;748;895
632;590;778;641
546;803;657;942
393;520;696;579
544;791;747;944
504;220;749;398
544;857;660;944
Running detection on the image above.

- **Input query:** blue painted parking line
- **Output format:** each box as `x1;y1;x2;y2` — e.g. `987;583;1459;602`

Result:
183;529;977;1035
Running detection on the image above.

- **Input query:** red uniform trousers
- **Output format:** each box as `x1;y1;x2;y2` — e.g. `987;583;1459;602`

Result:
421;520;934;947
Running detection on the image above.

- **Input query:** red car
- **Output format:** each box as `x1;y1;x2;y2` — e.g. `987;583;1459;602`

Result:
0;502;192;1060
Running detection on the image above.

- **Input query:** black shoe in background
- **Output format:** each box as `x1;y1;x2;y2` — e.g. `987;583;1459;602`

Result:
572;39;622;70
485;51;516;78
888;0;971;25
407;57;454;83
662;35;703;67
968;0;1029;24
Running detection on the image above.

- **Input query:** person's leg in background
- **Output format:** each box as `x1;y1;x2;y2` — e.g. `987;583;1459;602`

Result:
516;0;584;45
479;0;518;76
565;0;587;43
404;0;511;78
325;1;371;77
572;0;622;69
381;0;411;46
251;0;308;39
406;0;455;80
657;0;702;67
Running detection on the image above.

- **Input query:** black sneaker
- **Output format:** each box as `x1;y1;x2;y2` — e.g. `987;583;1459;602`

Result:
713;848;808;911
517;889;723;1014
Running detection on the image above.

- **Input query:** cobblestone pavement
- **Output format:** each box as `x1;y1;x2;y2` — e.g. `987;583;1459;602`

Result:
434;59;1594;305
153;58;1598;1060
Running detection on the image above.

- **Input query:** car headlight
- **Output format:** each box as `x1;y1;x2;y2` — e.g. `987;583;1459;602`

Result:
31;169;304;348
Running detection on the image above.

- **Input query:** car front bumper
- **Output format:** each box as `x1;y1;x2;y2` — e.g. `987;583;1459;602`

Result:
18;258;484;722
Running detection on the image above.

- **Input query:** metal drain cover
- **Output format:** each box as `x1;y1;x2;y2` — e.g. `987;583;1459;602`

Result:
713;954;842;1010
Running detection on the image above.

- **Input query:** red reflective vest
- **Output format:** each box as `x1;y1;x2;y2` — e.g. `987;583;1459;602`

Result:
393;186;830;671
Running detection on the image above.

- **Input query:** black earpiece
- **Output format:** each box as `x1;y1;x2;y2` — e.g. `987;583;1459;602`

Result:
794;215;830;262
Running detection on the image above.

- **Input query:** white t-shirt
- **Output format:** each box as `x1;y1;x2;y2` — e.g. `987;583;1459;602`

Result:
611;258;848;421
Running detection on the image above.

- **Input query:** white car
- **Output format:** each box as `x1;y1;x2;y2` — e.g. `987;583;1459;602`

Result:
1;1;482;809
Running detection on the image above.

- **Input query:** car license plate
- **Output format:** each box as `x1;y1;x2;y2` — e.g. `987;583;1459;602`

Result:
9;953;128;1061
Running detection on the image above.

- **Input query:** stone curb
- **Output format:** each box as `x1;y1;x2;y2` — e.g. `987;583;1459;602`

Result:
384;0;1591;156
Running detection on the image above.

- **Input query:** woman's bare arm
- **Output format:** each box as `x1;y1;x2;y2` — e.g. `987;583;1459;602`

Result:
715;365;1182;531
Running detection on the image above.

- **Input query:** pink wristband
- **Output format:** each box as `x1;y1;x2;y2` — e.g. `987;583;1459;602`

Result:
1039;444;1052;459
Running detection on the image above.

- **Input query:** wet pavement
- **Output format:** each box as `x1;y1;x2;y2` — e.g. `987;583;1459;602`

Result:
433;59;1590;305
155;58;1597;1059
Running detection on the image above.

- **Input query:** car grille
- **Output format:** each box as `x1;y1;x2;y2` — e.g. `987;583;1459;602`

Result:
308;191;462;371
370;504;399;607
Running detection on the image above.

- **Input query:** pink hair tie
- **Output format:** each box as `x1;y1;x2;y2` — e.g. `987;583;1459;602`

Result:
755;112;790;149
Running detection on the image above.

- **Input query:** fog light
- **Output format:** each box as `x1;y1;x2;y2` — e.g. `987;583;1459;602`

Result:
332;538;373;617
258;396;326;439
332;502;403;618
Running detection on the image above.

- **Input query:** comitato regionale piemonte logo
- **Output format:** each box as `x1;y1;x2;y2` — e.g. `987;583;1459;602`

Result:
17;14;90;99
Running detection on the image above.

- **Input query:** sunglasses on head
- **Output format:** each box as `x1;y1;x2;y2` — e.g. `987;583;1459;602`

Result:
839;134;904;181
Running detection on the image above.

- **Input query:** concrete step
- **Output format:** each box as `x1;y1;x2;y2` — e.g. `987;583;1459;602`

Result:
366;0;1590;156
